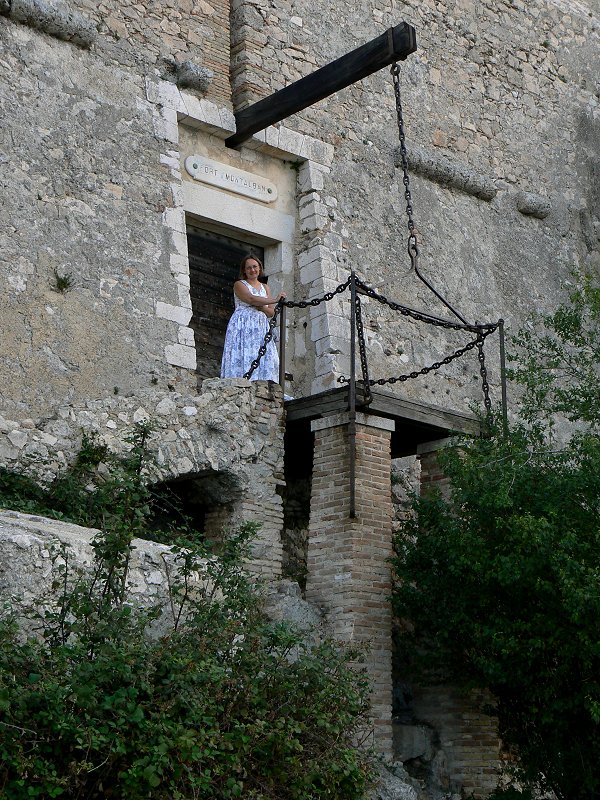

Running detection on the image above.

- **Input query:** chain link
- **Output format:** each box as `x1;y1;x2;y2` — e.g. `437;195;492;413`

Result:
355;277;497;335
392;63;417;255
283;277;351;309
354;291;373;404
338;328;496;388
243;279;350;380
477;336;493;412
245;67;500;416
243;300;283;380
240;273;498;417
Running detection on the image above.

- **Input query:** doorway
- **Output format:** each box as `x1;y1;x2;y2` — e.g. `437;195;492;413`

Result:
187;224;264;378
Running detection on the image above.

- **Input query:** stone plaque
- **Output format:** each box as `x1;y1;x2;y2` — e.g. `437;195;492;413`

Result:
184;156;278;203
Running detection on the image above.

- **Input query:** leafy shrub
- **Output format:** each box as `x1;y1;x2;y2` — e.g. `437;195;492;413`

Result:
391;277;600;800
0;430;374;799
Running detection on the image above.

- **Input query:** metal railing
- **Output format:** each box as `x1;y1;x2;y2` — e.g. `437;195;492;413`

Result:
244;272;507;518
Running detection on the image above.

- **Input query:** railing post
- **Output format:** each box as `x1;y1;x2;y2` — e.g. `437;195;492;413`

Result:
349;272;357;519
279;302;286;390
498;319;508;436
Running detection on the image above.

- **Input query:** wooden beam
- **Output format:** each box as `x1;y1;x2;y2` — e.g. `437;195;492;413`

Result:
225;22;417;148
285;385;480;436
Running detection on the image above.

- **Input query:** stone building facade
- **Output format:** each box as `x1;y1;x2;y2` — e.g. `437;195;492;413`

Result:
0;0;598;795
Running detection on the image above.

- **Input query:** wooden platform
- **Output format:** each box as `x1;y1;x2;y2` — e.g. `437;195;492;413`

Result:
284;386;480;478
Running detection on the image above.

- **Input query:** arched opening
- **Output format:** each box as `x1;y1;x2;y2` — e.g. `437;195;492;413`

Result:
147;468;243;545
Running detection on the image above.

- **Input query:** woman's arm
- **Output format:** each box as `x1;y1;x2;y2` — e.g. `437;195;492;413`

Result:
233;281;285;317
261;284;277;318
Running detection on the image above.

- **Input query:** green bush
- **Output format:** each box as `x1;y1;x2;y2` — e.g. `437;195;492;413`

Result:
391;277;600;800
0;431;374;799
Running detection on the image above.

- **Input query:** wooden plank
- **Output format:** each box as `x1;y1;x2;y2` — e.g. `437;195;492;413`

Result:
284;387;349;421
225;23;417;148
285;385;480;436
285;396;348;422
367;393;480;435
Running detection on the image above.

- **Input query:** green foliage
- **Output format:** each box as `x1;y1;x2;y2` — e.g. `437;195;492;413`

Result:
51;269;74;293
0;424;198;545
508;275;600;432
0;429;373;799
488;790;533;800
391;277;600;800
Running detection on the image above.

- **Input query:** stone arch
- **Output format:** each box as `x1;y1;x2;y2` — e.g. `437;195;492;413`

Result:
148;467;244;544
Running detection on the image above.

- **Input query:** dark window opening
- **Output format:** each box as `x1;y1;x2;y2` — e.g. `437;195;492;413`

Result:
187;224;264;379
281;424;314;591
146;469;242;546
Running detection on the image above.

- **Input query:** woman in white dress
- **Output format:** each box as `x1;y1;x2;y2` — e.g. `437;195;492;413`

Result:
220;254;285;382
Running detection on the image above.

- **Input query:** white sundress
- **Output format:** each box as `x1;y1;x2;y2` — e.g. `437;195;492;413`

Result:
220;280;279;382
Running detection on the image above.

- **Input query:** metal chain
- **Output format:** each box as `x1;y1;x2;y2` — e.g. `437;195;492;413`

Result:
244;68;500;411
391;65;472;325
392;63;417;256
354;292;373;404
243;300;283;380
283;277;351;309
477;335;493;413
243;279;350;380
240;274;498;415
338;327;496;388
355;277;497;335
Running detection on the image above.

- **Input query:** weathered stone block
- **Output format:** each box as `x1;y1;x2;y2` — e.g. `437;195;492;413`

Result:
155;301;193;325
515;191;552;219
164;343;196;369
8;0;97;48
397;145;497;201
175;61;213;95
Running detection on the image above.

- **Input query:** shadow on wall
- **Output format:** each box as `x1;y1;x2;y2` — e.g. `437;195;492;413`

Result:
148;468;243;544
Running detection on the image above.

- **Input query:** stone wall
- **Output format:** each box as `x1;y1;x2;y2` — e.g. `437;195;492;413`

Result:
417;439;453;501
1;1;597;793
0;17;185;416
2;0;597;415
0;509;199;639
0;379;286;575
1;0;231;104
231;0;599;409
0;508;326;640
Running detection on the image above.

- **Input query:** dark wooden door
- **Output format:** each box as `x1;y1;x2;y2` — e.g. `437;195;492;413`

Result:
187;225;264;378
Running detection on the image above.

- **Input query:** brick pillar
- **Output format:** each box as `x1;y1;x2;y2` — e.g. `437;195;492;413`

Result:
411;686;501;797
235;495;284;577
306;411;395;758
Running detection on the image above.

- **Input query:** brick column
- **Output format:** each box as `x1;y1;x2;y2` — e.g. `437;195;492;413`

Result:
306;411;395;758
411;686;501;797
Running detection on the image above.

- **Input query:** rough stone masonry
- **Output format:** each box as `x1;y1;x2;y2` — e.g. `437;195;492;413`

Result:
0;0;598;796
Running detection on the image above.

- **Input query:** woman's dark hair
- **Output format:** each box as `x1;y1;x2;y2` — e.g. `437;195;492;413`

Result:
239;254;264;279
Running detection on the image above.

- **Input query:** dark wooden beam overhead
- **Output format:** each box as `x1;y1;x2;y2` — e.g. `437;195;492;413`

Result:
225;22;417;149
